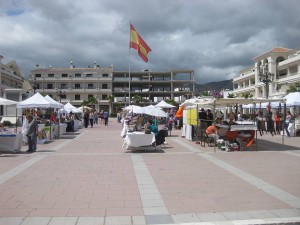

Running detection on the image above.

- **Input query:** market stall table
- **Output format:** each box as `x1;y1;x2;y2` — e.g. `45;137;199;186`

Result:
123;132;156;151
0;133;22;153
226;124;257;151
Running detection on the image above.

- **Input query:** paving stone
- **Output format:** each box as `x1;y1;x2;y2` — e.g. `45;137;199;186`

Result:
171;213;201;223
197;212;228;222
0;217;24;225
77;217;104;225
21;217;51;225
105;216;131;225
48;217;78;225
145;214;174;224
132;216;147;225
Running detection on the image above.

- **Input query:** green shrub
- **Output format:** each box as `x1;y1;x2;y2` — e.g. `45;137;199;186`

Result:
2;120;12;126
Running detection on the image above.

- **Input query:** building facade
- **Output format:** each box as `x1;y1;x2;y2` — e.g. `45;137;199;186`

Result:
30;63;195;112
29;62;113;112
0;55;26;117
112;69;195;106
231;47;300;99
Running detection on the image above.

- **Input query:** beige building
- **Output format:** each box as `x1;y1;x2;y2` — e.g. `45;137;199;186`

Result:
30;64;195;112
231;47;300;99
29;62;113;112
0;55;27;118
112;69;195;106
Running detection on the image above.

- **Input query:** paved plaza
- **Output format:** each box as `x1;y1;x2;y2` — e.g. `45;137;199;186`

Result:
0;119;300;225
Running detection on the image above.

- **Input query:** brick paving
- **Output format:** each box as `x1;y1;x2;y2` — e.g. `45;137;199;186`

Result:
0;119;299;224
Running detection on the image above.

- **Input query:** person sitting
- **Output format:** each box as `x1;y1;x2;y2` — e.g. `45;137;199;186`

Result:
205;125;220;144
144;119;158;137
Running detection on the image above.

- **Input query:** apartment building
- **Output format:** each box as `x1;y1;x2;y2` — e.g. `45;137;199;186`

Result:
112;69;195;106
30;65;195;112
29;62;113;111
231;47;300;99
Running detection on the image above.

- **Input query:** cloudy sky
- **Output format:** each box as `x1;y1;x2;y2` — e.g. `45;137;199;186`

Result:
1;0;299;84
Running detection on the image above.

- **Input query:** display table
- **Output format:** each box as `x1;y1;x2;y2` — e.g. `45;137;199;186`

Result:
74;120;81;130
123;132;156;150
0;133;22;153
226;124;257;150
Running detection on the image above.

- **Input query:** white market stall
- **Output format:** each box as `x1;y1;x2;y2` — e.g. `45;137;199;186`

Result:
180;97;286;151
16;92;62;144
0;98;22;153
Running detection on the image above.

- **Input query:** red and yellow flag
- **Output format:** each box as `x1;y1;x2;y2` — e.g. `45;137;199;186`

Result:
130;24;151;62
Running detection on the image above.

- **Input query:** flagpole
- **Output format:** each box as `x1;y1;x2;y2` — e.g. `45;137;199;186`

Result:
128;22;131;106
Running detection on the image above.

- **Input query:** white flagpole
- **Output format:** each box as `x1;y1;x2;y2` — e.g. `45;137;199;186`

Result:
128;22;131;106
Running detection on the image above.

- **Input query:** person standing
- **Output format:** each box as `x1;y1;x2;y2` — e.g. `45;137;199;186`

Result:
84;111;89;128
284;111;292;137
103;109;109;126
89;111;94;128
26;114;38;153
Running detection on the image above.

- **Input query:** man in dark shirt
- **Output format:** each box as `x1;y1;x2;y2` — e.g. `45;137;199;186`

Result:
198;108;208;129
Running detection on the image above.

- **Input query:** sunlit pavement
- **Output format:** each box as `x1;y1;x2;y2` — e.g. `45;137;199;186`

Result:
0;120;299;225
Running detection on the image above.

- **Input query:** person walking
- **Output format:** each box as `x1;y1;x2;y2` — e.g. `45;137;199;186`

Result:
103;109;109;126
26;114;38;153
84;111;89;128
89;111;94;128
284;111;292;137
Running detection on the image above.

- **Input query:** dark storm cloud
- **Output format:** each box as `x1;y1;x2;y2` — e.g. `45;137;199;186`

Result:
0;0;299;83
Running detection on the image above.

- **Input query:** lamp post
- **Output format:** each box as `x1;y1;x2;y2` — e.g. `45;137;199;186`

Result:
32;78;38;93
56;88;65;103
258;62;274;99
296;84;300;92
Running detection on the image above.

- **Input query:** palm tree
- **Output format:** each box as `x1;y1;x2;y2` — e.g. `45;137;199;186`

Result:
132;95;143;105
227;93;236;98
286;83;300;93
200;91;210;97
106;95;114;113
241;93;253;99
87;96;98;110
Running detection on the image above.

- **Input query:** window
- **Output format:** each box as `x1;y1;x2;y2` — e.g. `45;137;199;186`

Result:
62;74;68;77
61;84;67;89
61;94;66;99
35;74;41;78
88;84;94;89
75;95;80;100
86;74;93;78
48;74;54;77
102;94;107;100
88;94;93;99
103;74;108;77
75;84;80;89
75;73;81;77
102;84;108;89
47;84;53;89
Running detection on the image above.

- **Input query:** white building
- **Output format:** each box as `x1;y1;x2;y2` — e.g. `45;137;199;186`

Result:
29;62;113;112
231;47;300;99
0;55;28;118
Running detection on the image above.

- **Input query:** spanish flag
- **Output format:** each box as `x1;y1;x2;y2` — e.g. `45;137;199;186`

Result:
130;24;151;62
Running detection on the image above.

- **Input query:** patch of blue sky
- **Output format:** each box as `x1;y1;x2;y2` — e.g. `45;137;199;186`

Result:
6;8;25;16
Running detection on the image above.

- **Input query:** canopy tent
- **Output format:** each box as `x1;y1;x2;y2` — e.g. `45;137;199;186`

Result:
44;95;63;109
77;106;92;111
123;105;145;114
155;100;176;108
284;92;300;106
61;102;82;113
0;97;18;105
16;92;59;108
181;97;284;108
144;107;168;118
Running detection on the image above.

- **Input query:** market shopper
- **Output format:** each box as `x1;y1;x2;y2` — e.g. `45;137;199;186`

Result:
26;114;38;153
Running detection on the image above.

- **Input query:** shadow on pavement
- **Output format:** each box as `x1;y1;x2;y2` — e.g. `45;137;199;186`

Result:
254;139;300;151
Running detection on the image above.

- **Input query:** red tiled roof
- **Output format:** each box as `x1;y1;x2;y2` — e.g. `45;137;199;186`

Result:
270;47;291;53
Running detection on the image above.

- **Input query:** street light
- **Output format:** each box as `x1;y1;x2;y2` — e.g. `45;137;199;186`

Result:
32;78;38;93
258;62;274;99
56;87;65;103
